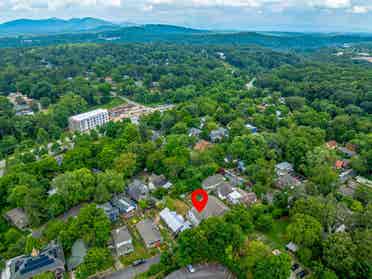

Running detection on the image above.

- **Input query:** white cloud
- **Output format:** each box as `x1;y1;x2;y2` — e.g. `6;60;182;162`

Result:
9;0;121;11
350;5;370;13
309;0;351;9
147;0;261;8
1;0;372;31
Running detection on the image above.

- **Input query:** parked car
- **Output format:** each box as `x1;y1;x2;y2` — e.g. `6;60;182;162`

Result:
132;259;146;266
297;270;308;278
291;263;300;271
187;264;196;273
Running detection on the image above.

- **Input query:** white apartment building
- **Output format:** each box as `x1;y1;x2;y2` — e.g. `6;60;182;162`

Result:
69;109;109;132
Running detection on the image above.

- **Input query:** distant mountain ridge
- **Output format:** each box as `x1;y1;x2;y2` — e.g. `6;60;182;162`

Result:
0;17;122;36
1;19;372;50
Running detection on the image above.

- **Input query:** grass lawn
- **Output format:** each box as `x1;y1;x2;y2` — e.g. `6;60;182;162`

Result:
164;197;189;216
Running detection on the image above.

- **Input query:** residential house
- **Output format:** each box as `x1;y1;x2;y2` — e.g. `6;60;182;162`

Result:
335;160;349;170
159;208;191;235
136;219;162;248
2;242;65;279
105;77;113;84
151;81;160;88
286;242;298;253
276;173;302;190
339;180;359;197
148;174;172;191
339;169;356;184
245;124;258;134
356;176;372;188
4;208;29;230
210;128;228;142
215;182;234;200
188;196;230;226
202;174;226;191
237;161;246;173
127;179;149;202
194;140;212;152
224;169;245;186
275;162;294;176
228;188;257;206
111;195;136;217
226;190;243;205
216;183;257;206
135;81;143;87
188;128;202;138
326;140;338;150
275;162;303;190
97;203;119;222
240;192;258;206
67;239;87;271
112;226;134;256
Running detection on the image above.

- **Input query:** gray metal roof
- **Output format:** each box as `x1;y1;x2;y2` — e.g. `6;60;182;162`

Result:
189;196;229;224
112;226;132;245
202;174;225;189
128;179;149;201
159;208;190;234
136;219;162;247
67;239;87;271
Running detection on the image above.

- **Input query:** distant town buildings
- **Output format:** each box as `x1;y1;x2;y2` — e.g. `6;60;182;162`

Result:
69;109;109;132
7;92;35;116
210;128;228;142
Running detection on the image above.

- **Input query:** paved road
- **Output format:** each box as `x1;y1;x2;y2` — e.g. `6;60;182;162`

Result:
112;92;174;111
103;256;160;279
165;264;234;279
116;94;143;107
246;77;256;90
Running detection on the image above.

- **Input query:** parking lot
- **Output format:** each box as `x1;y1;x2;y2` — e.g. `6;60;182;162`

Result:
165;263;235;279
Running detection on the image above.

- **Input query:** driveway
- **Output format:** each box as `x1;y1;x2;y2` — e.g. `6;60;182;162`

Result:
103;255;160;279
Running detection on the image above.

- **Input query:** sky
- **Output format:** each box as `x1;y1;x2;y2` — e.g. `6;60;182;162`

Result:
1;0;372;32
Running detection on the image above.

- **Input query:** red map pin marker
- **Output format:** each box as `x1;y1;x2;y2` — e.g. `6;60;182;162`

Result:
191;189;208;212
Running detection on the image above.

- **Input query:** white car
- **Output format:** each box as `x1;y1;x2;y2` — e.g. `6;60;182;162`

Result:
187;264;195;273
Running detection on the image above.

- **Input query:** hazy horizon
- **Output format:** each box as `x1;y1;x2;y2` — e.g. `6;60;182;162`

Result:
1;1;372;33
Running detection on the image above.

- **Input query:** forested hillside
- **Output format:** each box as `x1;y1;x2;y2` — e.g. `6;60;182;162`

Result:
2;24;372;49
